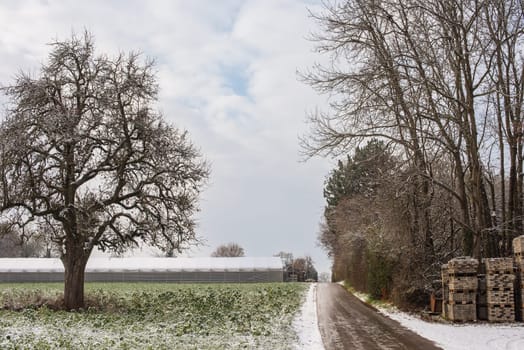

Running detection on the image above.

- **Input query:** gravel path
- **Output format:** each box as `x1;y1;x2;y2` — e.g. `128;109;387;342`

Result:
316;283;442;350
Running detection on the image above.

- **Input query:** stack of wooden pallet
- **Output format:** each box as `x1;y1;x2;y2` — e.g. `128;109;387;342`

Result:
444;257;478;321
514;235;524;321
485;258;515;322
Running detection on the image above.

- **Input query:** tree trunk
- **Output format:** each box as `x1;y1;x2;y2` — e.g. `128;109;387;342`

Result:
518;131;523;239
62;245;89;310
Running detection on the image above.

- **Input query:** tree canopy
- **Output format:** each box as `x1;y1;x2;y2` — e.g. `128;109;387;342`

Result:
307;0;524;306
323;139;392;209
211;243;245;257
305;0;524;259
0;33;209;309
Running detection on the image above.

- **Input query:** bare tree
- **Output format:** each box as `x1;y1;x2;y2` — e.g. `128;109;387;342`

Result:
287;256;318;282
211;243;245;257
0;223;22;257
484;0;524;254
303;0;524;259
0;32;209;309
0;220;47;257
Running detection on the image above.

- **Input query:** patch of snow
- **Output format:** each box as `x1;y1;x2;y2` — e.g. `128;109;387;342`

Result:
349;286;524;350
378;308;524;350
293;283;325;350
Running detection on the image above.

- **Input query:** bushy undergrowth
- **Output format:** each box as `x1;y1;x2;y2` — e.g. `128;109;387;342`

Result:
0;282;307;349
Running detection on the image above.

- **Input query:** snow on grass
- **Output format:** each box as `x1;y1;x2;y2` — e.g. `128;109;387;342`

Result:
0;282;309;349
346;284;524;350
292;283;325;350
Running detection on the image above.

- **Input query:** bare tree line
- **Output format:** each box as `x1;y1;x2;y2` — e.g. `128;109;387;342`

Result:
304;0;524;259
305;0;524;306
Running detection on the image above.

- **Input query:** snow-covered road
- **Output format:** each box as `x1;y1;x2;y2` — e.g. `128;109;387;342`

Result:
315;283;441;349
294;283;524;350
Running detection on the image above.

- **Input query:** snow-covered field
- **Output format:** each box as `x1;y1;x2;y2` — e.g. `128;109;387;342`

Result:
0;282;312;349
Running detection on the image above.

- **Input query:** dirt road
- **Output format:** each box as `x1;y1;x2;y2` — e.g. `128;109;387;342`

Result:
316;283;442;350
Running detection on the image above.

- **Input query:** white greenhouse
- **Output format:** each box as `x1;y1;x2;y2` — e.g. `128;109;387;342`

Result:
0;257;284;283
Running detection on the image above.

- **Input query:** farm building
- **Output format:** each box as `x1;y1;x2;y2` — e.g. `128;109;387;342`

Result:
0;257;284;283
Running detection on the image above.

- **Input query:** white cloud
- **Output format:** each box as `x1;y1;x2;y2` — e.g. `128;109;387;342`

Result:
0;0;333;273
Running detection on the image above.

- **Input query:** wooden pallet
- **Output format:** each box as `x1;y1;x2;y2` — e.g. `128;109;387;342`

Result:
448;303;477;322
486;274;515;289
487;290;515;304
487;304;515;322
448;301;476;305
449;277;478;291
485;258;514;273
448;290;477;304
448;257;478;274
486;286;513;292
513;235;524;254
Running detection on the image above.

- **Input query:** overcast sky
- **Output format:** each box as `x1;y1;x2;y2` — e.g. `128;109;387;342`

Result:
0;0;334;273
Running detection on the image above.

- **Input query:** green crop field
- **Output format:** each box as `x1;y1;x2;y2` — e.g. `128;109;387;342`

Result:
0;282;307;349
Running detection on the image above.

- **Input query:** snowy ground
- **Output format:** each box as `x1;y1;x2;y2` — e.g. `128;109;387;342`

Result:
13;281;520;350
379;307;524;350
349;288;524;350
0;282;308;349
292;283;325;350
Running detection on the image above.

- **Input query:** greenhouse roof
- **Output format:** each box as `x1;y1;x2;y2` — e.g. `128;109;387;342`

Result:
0;257;284;273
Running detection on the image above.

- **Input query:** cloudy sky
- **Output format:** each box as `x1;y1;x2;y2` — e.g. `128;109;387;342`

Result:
0;0;334;273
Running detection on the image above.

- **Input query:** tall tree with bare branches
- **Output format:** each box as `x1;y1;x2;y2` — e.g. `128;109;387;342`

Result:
303;0;524;259
0;33;209;309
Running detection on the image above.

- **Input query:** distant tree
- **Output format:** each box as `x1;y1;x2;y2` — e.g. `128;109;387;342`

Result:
0;223;46;257
283;255;318;282
0;224;21;257
0;33;209;309
211;243;245;257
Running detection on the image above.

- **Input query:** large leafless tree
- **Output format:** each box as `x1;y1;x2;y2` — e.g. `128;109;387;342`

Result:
304;0;524;259
0;33;209;309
